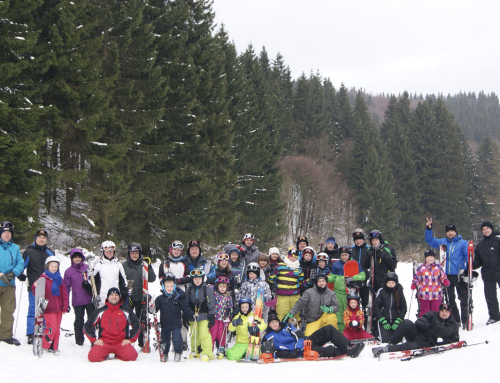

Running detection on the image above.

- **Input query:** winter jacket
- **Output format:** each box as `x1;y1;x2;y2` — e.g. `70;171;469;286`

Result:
84;300;141;345
207;266;236;292
425;228;468;276
122;255;156;302
211;287;233;321
240;243;260;265
473;231;500;281
93;256;128;302
351;244;370;269
299;257;317;294
179;254;214;284
0;239;24;287
415;310;460;347
343;306;365;330
324;246;340;267
228;310;267;344
373;283;407;324
22;243;54;289
237;278;273;319
185;281;215;322
268;258;304;296
362;242;397;290
64;249;92;307
159;256;189;289
411;262;448;300
154;287;193;329
263;322;305;353
328;260;366;298
289;284;339;324
32;273;69;314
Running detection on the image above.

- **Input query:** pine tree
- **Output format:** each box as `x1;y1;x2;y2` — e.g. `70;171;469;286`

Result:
476;137;500;224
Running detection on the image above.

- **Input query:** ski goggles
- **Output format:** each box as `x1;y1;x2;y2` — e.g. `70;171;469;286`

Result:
215;276;229;284
190;269;204;277
297;236;307;242
217;253;230;260
439;303;452;312
171;242;184;250
1;221;14;229
243;233;254;240
36;229;48;237
316;254;329;261
188;240;200;247
102;245;116;251
352;232;364;239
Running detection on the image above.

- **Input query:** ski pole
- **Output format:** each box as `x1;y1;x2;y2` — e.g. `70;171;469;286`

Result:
14;280;25;338
407;289;415;319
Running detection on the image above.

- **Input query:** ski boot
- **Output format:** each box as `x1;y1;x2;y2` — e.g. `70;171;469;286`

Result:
47;349;61;356
486;318;499;325
217;352;224;360
189;352;200;359
174;353;182;362
372;346;389;358
27;335;34;345
347;342;365;358
201;354;210;362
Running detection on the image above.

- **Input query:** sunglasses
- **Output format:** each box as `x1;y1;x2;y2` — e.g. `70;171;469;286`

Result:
190;269;204;277
171;242;184;250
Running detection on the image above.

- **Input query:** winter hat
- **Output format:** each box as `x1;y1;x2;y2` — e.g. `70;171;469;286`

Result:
385;272;399;284
445;224;457;233
424;249;436;260
315;274;327;284
107;287;121;298
325;236;336;244
268;311;280;324
481;221;494;231
268;247;280;256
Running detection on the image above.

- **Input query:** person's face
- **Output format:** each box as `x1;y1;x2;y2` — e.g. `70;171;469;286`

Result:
219;258;229;268
349;300;358;309
108;293;120;305
371;238;381;247
189;246;200;258
36;235;47;247
230;252;239;262
446;230;457;239
0;231;11;242
164;280;175;293
326;242;334;250
240;303;250;315
425;256;435;265
104;249;114;259
316;278;327;288
303;252;313;261
258;260;267;269
248;271;257;280
72;255;83;264
318;260;326;269
354;238;365;247
193;276;202;286
171;247;181;257
217;283;227;294
244;238;253;247
386;281;396;288
270;253;279;261
482;226;493;237
298;242;306;251
47;262;59;273
269;320;280;331
129;251;140;261
288;254;298;262
439;309;451;320
341;253;349;262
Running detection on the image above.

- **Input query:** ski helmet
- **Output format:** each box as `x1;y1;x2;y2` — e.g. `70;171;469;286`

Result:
303;246;315;256
296;236;308;248
101;240;116;256
347;294;360;309
339;246;352;257
127;242;142;257
243;233;254;243
45;255;60;268
238;296;253;313
246;262;260;278
352;229;365;241
187;240;202;254
161;272;177;295
169;240;184;255
35;229;48;239
385;272;399;284
316;252;329;262
368;230;384;244
0;221;14;238
215;276;230;288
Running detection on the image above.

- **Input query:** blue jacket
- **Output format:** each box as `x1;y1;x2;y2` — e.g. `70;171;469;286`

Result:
424;228;468;276
263;322;304;355
0;240;24;287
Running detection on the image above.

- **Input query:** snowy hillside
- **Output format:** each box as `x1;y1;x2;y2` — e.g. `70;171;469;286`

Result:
2;257;497;382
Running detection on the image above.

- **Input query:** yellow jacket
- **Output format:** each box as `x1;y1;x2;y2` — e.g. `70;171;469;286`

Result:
228;311;267;344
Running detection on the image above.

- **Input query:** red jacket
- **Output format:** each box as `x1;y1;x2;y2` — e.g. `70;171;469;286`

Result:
32;274;69;314
84;300;140;345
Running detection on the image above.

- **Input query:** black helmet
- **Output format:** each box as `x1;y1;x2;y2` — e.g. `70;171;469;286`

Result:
368;230;384;244
339;246;352;257
296;236;308;248
161;272;176;285
127;242;142;256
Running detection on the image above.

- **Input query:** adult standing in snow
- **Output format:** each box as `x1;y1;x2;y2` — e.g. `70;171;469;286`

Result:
179;240;214;283
0;221;24;345
92;241;128;307
84;287;141;362
473;221;500;325
362;230;397;292
20;228;53;344
425;218;468;327
240;233;260;266
351;229;370;309
158;240;188;290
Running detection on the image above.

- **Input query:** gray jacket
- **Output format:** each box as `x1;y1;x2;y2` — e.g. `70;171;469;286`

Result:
240;244;260;265
289;285;339;324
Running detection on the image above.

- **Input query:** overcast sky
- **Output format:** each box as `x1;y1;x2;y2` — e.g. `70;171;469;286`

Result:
212;0;500;97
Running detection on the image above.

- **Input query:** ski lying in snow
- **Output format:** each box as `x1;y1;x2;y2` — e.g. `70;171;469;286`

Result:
257;354;347;363
378;341;466;361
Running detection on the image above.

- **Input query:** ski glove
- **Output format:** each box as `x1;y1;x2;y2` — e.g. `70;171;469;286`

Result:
345;277;354;285
183;317;191;329
379;317;391;331
283;312;294;322
232;317;243;327
392;318;403;331
148;305;155;314
320;305;334;314
248;325;260;336
143;257;151;266
443;279;450;287
411;283;417;290
17;274;27;282
208;315;215;328
289;349;302;358
82;281;93;294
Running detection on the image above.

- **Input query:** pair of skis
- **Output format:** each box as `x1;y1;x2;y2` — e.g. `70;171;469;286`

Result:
142;260;151;353
33;277;52;357
379;340;488;361
242;289;264;362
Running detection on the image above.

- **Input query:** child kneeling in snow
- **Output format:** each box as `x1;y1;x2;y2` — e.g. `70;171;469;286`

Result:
343;295;373;341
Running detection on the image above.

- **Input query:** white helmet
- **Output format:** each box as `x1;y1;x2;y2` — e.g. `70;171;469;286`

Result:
45;255;60;268
101;240;116;256
243;233;254;241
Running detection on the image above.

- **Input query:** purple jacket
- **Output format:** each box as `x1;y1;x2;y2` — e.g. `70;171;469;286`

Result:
63;248;92;307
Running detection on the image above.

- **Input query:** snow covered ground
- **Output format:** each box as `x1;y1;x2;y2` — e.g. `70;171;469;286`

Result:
2;257;497;382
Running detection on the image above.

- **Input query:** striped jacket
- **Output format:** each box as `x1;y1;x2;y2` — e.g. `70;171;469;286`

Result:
268;261;304;296
411;262;449;300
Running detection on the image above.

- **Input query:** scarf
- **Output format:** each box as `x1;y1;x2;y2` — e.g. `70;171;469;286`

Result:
45;270;63;296
284;256;300;269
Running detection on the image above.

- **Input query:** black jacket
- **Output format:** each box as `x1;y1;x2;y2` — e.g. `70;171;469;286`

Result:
154;288;193;329
351;243;370;269
362;243;397;290
23;244;54;290
416;311;460;346
122;256;156;302
373;283;407;323
474;231;500;281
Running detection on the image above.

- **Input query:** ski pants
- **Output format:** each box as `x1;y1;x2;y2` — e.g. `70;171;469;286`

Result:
446;275;468;324
0;285;16;340
26;290;35;336
386;319;429;352
43;312;62;350
226;342;248;360
88;342;138;362
161;327;183;354
131;300;145;347
73;303;95;345
309;324;350;357
483;277;500;321
189;319;212;357
209;319;228;349
305;312;338;336
377;320;395;343
343;327;373;341
335;293;347;332
418;299;442;318
276;294;300;321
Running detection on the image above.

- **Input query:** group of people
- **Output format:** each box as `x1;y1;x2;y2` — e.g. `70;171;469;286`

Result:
1;217;499;362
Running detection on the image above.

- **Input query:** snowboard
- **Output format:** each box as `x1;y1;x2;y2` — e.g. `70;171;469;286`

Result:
243;288;264;362
344;260;360;296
